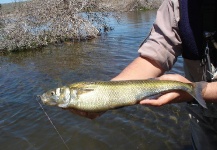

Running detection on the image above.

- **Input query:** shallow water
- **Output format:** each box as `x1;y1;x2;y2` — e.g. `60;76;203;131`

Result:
0;11;191;150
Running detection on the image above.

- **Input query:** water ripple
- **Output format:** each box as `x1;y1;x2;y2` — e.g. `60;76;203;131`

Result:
0;11;192;150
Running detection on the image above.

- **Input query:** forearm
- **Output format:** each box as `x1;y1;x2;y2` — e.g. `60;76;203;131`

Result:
112;56;164;81
203;82;217;102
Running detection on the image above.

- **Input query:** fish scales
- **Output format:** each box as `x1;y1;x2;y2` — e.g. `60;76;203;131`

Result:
40;79;208;113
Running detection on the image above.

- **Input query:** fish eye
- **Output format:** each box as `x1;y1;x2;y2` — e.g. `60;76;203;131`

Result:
51;91;55;96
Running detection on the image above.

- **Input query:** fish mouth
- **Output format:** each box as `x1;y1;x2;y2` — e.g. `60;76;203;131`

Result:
39;94;58;106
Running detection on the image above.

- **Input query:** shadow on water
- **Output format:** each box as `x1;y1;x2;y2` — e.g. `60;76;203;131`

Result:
0;11;192;150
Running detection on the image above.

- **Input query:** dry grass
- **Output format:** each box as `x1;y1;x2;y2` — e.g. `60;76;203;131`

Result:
0;0;118;51
101;0;163;11
0;0;162;51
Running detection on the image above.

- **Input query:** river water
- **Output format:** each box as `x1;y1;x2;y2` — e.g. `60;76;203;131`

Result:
0;11;191;150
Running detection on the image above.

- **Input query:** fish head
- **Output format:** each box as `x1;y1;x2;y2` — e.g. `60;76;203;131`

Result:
40;86;71;108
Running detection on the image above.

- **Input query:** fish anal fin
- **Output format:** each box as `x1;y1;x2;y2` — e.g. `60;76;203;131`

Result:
145;93;163;99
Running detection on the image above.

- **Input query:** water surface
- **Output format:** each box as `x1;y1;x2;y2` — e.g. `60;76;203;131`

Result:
0;11;191;150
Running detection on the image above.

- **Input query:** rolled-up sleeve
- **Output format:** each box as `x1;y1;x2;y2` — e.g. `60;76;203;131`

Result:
138;0;182;71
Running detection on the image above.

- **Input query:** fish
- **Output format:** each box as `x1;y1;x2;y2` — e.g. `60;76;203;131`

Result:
40;79;207;113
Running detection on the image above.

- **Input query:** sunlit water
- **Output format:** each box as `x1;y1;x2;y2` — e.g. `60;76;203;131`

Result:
0;11;192;150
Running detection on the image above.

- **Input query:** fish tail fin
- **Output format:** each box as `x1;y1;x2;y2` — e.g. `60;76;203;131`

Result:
191;82;207;109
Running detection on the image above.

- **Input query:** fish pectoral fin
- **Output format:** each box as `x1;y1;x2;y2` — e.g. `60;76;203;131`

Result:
77;88;95;95
70;82;96;95
58;103;68;108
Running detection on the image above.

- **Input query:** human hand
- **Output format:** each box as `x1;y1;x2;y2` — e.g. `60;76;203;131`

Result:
64;108;104;119
139;74;194;106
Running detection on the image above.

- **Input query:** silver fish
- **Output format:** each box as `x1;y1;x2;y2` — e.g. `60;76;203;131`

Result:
40;79;207;112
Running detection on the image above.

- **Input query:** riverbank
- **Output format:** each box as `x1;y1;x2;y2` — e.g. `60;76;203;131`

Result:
1;0;163;14
0;0;163;52
101;0;163;11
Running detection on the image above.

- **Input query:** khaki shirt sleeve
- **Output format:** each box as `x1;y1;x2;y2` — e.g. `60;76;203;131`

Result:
138;0;182;71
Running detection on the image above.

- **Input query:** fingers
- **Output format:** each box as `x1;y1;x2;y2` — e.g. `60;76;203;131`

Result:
139;74;193;107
